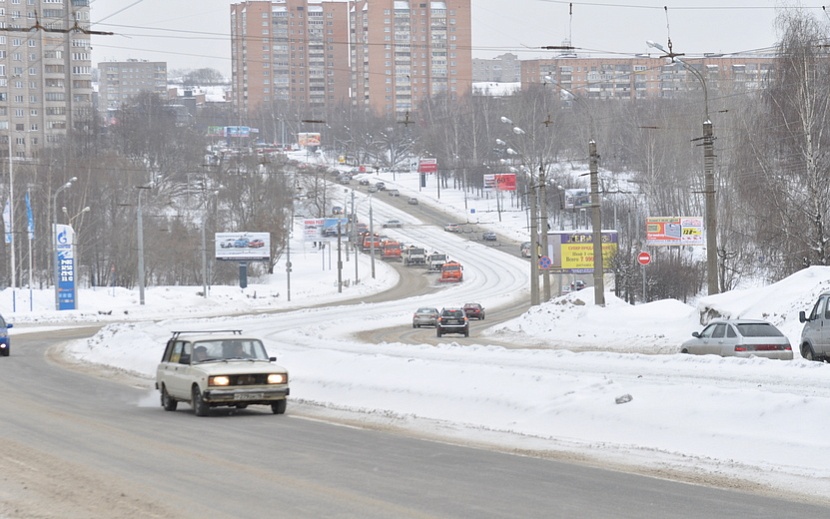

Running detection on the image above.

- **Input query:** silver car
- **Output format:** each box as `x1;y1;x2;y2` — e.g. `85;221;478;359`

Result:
680;319;793;360
412;307;439;328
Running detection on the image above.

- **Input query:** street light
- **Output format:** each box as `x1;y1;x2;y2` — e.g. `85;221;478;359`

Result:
647;39;718;295
52;177;76;310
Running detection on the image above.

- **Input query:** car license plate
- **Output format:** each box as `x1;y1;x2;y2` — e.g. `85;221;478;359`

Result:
234;393;263;401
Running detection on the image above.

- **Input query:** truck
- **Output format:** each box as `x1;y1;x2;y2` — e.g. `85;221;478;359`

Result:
403;246;426;266
439;260;463;283
381;240;402;261
361;233;382;253
427;252;448;272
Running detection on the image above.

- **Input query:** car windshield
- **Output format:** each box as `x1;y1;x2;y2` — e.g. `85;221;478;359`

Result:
192;339;269;362
736;323;784;337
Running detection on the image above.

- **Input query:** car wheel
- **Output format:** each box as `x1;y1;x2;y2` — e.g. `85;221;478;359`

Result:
191;385;210;417
437;330;442;338
0;347;8;357
271;399;287;415
801;344;816;361
161;385;178;412
464;330;469;337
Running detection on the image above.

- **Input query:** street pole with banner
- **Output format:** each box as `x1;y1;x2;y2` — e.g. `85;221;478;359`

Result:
55;224;77;310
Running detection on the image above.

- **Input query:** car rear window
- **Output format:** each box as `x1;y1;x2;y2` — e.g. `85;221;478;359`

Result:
443;309;464;317
736;323;783;337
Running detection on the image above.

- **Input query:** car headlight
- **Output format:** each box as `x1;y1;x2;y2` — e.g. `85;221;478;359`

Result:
267;373;287;384
209;375;230;386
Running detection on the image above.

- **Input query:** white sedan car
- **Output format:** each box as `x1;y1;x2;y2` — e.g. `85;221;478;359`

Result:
680;319;793;360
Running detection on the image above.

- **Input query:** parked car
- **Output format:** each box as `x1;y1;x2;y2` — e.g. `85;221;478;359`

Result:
155;330;290;416
412;307;440;328
358;178;370;186
367;185;378;193
463;303;485;320
436;308;469;338
0;313;12;356
382;219;403;228
444;223;461;233
387;189;401;197
680;319;793;360
482;231;497;241
407;197;419;205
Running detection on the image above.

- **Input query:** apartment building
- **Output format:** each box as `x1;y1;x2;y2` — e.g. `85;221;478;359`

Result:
98;59;167;116
230;0;350;117
472;53;520;83
521;55;775;100
350;0;471;116
230;0;472;118
0;0;93;158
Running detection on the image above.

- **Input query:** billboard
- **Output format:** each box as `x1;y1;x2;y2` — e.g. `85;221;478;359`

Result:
484;173;517;192
215;232;271;261
298;132;321;148
564;188;590;209
646;217;704;246
546;230;618;274
418;158;438;173
303;218;349;242
55;224;76;310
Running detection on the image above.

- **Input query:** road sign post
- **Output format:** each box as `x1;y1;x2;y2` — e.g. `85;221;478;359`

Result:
637;251;651;302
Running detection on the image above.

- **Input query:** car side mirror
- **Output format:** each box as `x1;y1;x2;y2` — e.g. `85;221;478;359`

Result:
6;323;12;329
799;310;807;323
692;331;701;338
269;356;277;362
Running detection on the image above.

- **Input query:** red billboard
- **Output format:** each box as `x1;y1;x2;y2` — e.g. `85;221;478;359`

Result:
418;158;438;173
484;173;517;191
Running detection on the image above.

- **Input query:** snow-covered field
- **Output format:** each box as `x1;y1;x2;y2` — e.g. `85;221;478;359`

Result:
6;159;830;503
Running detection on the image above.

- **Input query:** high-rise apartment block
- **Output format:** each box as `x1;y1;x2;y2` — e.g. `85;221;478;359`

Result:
522;55;774;100
98;60;168;116
230;0;472;118
0;0;93;158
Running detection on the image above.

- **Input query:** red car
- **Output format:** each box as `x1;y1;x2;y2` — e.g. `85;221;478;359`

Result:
463;303;485;320
248;239;265;248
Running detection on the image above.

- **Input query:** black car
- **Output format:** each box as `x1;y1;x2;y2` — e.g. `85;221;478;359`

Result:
436;308;469;338
482;231;497;241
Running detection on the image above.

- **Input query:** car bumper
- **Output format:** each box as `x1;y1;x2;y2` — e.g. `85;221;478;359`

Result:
203;386;290;404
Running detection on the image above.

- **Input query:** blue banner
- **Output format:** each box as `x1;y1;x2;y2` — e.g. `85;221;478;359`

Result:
25;190;33;240
55;224;76;310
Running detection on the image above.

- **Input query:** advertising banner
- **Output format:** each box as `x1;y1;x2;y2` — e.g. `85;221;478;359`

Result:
564;188;590;209
546;230;618;274
298;132;321;148
484;173;517;192
417;158;438;174
215;232;271;261
646;216;704;246
303;218;349;242
55;224;76;310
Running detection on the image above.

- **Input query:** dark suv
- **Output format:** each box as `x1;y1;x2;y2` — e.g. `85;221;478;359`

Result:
436;308;469;338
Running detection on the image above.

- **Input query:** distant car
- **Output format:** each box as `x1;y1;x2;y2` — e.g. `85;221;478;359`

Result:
444;223;461;233
387;189;400;197
482;231;497;241
520;241;531;257
375;181;386;191
407;197;419;205
412;307;440;328
358;178;370;186
332;206;343;215
570;279;586;291
155;330;290;416
382;219;403;228
248;239;265;248
463;303;485;320
0;313;12;357
367;185;378;193
680;319;793;360
436;308;469;338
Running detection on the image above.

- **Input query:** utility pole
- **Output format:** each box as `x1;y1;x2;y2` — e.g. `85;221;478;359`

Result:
529;180;540;306
704;120;718;295
337;220;342;293
589;140;605;306
539;168;551;302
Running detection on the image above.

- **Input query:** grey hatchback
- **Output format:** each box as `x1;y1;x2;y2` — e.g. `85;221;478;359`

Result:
412;307;439;328
680;319;793;360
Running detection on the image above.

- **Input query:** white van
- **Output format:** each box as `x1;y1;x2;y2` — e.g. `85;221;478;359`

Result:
798;292;830;361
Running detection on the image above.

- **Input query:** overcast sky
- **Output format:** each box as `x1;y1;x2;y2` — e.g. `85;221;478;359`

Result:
89;1;807;77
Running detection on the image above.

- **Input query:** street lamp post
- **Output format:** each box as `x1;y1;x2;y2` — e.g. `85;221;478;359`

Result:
52;177;76;310
647;40;718;295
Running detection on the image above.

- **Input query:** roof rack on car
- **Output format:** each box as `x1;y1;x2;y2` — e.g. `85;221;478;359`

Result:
170;330;243;339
